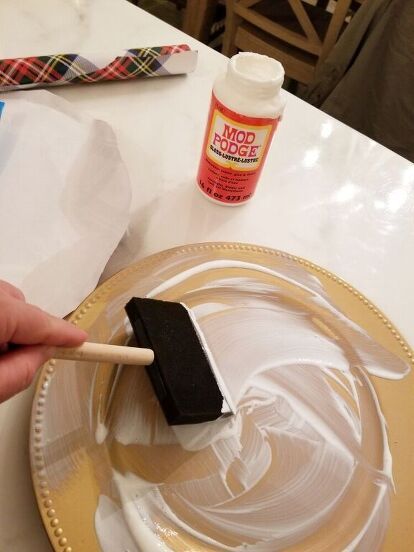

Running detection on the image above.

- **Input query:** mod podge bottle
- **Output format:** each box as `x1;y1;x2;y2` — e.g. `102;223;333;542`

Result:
197;52;285;205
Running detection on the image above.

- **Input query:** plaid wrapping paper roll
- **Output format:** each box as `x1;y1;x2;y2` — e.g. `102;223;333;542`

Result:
0;45;197;92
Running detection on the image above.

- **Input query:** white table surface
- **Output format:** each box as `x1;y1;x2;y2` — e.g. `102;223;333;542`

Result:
0;0;413;549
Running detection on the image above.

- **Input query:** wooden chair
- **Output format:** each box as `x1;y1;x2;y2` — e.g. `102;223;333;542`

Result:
183;0;218;43
222;0;361;84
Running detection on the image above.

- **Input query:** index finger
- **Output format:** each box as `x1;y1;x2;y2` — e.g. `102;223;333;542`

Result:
0;296;87;346
0;280;25;301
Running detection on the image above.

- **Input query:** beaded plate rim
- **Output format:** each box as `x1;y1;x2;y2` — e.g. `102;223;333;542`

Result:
29;241;414;552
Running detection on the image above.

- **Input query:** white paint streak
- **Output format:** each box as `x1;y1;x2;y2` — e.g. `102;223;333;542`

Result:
94;258;410;551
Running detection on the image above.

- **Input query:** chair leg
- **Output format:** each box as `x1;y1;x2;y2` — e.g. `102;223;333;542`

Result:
183;0;217;42
222;0;242;57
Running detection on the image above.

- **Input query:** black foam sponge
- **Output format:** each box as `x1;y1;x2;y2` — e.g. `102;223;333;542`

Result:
125;297;225;425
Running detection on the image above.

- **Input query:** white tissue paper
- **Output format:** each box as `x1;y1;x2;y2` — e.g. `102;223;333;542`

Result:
0;90;131;317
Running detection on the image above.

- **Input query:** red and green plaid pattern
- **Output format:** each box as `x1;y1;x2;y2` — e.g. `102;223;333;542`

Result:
0;45;193;92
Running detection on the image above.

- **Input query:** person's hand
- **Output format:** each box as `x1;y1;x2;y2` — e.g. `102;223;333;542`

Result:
0;280;87;403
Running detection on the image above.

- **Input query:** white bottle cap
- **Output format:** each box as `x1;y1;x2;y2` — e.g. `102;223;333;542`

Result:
227;52;285;98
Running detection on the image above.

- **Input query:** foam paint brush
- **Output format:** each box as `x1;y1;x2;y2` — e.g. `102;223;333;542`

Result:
53;297;234;425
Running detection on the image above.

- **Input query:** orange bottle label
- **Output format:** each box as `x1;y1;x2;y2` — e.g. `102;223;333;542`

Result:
197;93;280;204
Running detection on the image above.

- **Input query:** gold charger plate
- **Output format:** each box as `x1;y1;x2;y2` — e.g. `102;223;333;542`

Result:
30;243;413;552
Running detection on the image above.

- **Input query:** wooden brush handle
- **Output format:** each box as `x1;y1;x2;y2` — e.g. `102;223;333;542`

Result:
53;342;154;366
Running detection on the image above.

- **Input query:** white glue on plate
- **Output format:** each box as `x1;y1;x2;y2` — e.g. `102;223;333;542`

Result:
197;52;285;205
